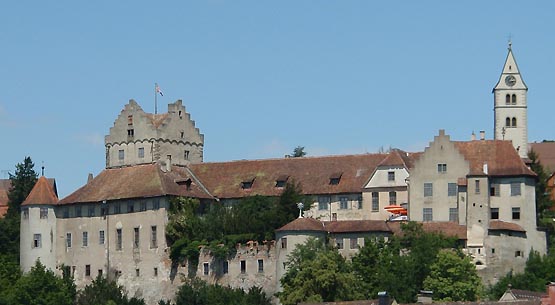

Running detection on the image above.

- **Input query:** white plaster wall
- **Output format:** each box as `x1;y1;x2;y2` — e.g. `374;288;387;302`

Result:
20;205;57;272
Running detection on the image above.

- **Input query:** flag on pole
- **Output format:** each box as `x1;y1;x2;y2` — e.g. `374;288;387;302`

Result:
155;83;164;96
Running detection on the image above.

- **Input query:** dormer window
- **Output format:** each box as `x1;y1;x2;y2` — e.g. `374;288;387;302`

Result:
329;173;342;185
241;178;255;190
175;178;192;191
275;175;289;188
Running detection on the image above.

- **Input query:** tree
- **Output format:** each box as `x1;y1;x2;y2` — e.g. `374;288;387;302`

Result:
75;275;145;305
4;260;75;305
423;249;483;301
278;238;363;305
292;146;306;158
528;150;555;246
0;254;22;304
174;278;271;305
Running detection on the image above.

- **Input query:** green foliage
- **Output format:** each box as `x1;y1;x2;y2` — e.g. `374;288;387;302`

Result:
0;254;22;304
174;278;272;305
292;146;307;157
423;249;483;301
3;260;75;305
278;237;363;305
76;275;145;305
528;150;555;247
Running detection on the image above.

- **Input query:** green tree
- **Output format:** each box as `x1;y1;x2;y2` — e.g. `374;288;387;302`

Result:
174;278;271;305
76;275;145;305
292;146;307;158
423;249;483;301
278;238;363;305
528;150;555;246
4;260;75;305
0;254;22;304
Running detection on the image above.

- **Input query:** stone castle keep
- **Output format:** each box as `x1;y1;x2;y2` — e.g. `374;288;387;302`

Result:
19;45;546;304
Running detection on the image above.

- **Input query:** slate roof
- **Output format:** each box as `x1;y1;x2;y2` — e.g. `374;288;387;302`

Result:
189;154;389;199
22;176;59;206
489;220;526;232
59;164;213;204
454;140;536;177
530;142;555;174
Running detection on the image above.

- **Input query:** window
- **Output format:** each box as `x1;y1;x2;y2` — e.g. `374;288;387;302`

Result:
490;184;500;196
492;248;496;254
75;206;82;217
138;147;144;158
114;204;121;214
515;250;523;257
241;180;253;189
281;237;287;249
474;180;481;194
127;115;133;125
318;196;330;210
98;269;103;277
203;263;209;275
448;183;457;196
223;261;229;274
154;268;158;276
275;179;286;188
127;129;134;137
140;201;146;212
423;208;433;221
437;163;447;173
135;269;140;277
127;202;134;213
336;238;344;249
332;213;337;221
33;234;42;248
329;173;342;185
22;208;29;219
40;207;48;219
512;94;517;105
372;192;379;211
180;131;184;139
116;229;122;250
357;196;363;209
258;259;264;272
339;197;349;209
388;171;395;181
85;265;91;277
505;94;510;105
350;238;358;249
99;230;105;244
389;191;397;205
511;182;521;196
491;208;499;220
240;260;246;274
512;207;521;220
506;117;511;127
88;206;95;217
118;150;124;160
133;227;140;248
512;117;517;127
151;226;157;248
82;232;88;247
153;199;160;210
424;183;433;197
66;233;72;248
449;208;458;222
184;150;190;160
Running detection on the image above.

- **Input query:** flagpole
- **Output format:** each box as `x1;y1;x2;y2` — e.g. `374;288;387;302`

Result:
154;83;158;115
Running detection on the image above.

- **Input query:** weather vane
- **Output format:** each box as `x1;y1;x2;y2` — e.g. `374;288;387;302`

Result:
297;202;304;218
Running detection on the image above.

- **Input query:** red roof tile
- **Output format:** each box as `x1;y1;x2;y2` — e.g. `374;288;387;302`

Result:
59;164;213;205
276;217;326;232
22;176;58;206
325;220;391;233
0;179;10;212
489;220;526;232
189;154;388;199
378;149;417;169
530;142;555;174
454;140;535;177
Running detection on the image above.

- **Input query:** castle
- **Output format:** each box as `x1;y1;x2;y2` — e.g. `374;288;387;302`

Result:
19;45;547;304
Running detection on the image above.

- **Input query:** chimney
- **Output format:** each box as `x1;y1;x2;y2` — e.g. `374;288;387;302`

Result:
480;130;485;140
166;155;172;172
378;291;390;305
471;131;476;141
417;290;433;304
483;163;488;175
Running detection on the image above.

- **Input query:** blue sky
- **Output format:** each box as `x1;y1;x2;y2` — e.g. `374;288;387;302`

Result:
1;1;554;197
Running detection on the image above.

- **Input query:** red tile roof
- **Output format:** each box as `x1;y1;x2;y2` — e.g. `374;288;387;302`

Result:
22;176;58;206
378;149;418;169
325;220;391;233
530;142;555;174
276;217;326;232
59;164;213;204
454;140;536;177
0;179;10;216
489;220;526;232
189;154;389;199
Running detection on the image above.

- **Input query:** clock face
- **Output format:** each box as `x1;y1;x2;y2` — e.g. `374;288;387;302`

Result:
505;75;517;87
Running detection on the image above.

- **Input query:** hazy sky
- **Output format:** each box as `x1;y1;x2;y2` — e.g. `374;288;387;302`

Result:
1;1;554;197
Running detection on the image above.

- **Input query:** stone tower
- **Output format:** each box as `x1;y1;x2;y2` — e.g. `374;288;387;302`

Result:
105;99;204;168
20;176;59;272
493;43;528;158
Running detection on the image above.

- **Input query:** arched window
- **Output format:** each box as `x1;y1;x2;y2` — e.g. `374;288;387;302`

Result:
506;117;511;127
505;94;510;105
512;94;517;105
512;117;517;127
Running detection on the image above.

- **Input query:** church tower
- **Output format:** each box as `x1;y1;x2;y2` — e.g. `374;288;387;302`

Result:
493;43;528;158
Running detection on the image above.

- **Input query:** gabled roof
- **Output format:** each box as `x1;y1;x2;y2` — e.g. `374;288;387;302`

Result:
378;149;417;169
489;220;526;233
59;164;213;205
454;140;536;177
325;220;391;233
22;176;58;206
276;217;326;232
530;142;555;174
189;154;387;199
